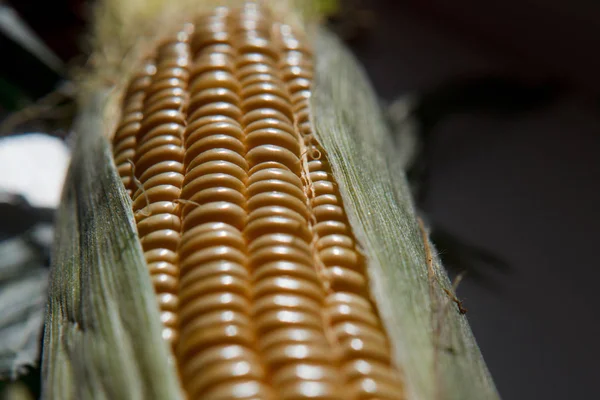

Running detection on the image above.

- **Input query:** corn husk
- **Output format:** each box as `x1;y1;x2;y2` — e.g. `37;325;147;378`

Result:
310;29;499;400
41;1;499;399
41;92;184;400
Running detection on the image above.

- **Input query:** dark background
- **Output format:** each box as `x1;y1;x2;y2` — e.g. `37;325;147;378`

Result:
2;0;600;398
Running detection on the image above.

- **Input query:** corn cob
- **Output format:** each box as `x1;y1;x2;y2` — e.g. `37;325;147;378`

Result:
112;4;404;399
42;1;499;399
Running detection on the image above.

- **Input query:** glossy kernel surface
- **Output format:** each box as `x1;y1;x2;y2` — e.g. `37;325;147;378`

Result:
112;3;404;399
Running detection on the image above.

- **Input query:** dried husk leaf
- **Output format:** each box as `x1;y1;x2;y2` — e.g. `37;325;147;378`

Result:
310;29;500;400
41;92;183;400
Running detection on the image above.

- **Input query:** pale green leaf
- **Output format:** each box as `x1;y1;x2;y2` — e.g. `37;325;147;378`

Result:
41;92;183;400
311;29;500;400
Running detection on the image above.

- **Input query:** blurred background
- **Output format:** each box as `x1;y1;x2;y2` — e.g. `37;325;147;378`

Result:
1;0;599;398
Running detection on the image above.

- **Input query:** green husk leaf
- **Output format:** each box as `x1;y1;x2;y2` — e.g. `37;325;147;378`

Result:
41;92;183;400
310;29;500;400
